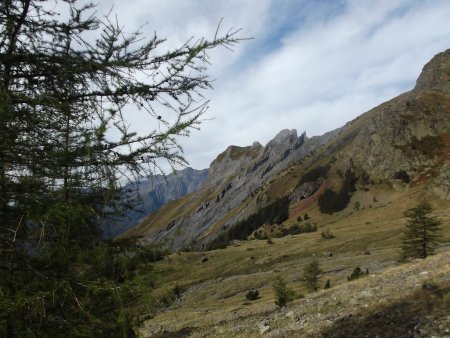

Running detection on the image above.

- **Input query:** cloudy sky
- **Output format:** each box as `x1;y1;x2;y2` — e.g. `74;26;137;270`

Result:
99;0;450;170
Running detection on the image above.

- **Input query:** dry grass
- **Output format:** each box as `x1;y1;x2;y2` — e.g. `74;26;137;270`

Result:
137;185;450;337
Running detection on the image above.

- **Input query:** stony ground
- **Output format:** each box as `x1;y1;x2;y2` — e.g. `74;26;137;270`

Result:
141;249;450;338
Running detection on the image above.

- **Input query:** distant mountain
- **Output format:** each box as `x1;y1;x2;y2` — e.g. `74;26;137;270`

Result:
103;167;208;238
119;50;450;250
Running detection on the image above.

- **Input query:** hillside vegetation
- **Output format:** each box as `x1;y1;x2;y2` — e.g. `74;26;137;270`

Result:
117;50;450;337
137;185;450;337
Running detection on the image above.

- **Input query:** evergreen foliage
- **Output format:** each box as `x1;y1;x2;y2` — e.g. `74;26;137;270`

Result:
303;259;322;291
400;201;442;260
297;164;330;186
245;290;260;301
394;170;411;183
318;169;357;214
276;222;317;237
273;275;291;307
347;266;364;281
206;196;290;250
0;1;241;335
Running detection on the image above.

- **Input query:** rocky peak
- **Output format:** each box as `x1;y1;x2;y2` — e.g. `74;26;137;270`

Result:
208;143;264;185
415;49;450;93
263;129;303;162
268;129;298;145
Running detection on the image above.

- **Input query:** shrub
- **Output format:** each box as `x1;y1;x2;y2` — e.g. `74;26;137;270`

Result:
394;170;410;183
276;223;317;237
347;266;364;281
324;279;331;289
160;289;176;307
245;290;260;301
321;229;335;239
173;284;183;298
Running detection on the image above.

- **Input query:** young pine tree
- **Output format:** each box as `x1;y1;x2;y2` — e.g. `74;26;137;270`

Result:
400;201;442;260
273;275;291;307
303;258;322;291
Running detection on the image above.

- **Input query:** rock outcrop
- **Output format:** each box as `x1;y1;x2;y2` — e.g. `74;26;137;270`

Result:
120;50;450;249
103;167;208;238
344;50;450;192
120;127;338;249
415;49;450;93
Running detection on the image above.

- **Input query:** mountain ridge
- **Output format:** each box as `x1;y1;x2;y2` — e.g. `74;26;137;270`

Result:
104;167;208;238
119;49;450;251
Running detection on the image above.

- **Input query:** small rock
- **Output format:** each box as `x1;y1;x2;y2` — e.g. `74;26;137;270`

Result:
286;311;296;319
201;256;208;263
422;282;438;291
258;321;270;334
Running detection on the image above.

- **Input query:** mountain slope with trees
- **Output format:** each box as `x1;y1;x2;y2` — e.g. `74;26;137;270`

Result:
122;49;450;252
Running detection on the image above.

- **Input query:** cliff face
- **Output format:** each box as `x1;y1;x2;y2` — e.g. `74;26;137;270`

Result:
344;50;450;197
103;167;208;238
415;49;450;93
120;50;450;249
119;126;338;248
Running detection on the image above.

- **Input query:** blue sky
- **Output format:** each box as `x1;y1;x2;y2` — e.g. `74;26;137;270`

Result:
99;0;450;170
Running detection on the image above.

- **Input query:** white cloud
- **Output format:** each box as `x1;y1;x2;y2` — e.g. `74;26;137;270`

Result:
99;0;450;170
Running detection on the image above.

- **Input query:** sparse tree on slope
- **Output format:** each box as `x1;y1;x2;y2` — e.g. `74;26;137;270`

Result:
400;201;442;260
273;275;291;307
303;258;321;291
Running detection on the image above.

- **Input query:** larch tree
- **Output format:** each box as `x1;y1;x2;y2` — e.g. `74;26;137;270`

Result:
0;0;242;336
400;200;442;261
303;258;321;291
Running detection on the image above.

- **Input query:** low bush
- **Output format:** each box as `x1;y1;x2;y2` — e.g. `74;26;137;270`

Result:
347;266;365;281
394;170;410;183
245;290;260;301
276;223;318;237
321;229;335;239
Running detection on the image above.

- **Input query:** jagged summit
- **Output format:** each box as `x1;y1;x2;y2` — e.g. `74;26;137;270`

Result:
415;49;450;93
119;50;450;251
270;129;298;144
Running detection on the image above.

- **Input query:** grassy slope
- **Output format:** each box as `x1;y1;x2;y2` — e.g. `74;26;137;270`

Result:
137;184;450;337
